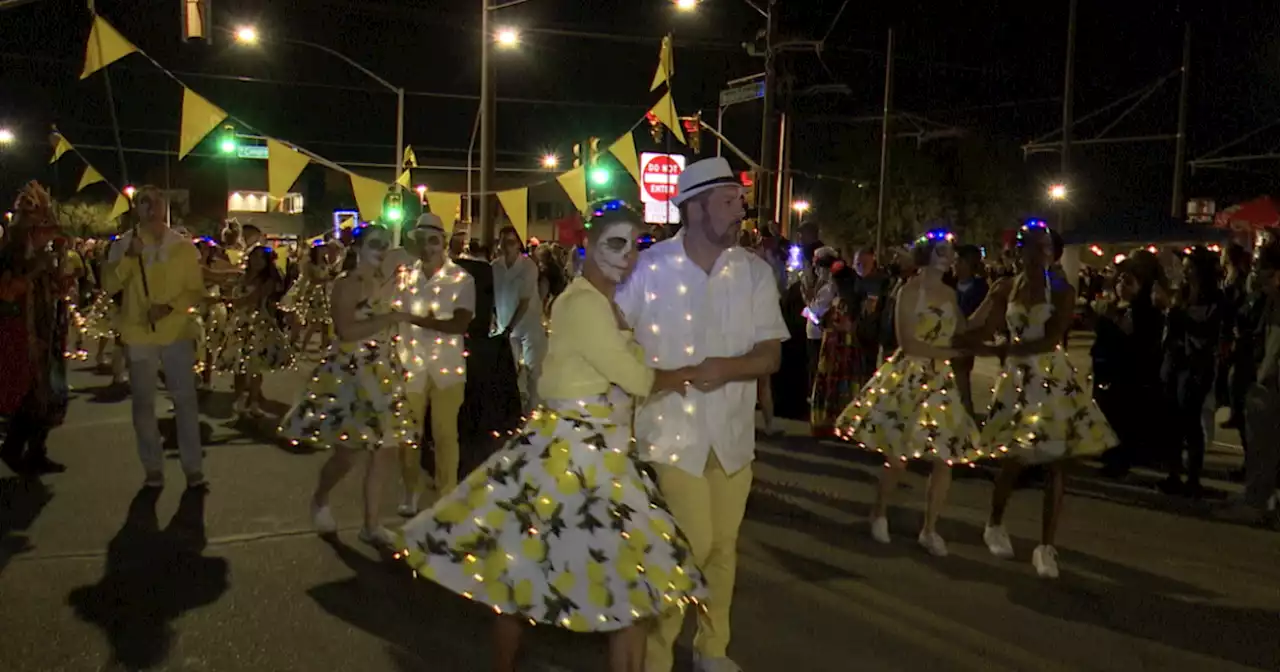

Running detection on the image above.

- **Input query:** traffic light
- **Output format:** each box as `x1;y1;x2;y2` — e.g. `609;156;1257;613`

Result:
218;125;237;154
182;0;211;43
645;111;664;143
681;112;703;154
383;190;404;224
742;170;757;209
572;142;584;169
588;137;601;165
590;167;611;187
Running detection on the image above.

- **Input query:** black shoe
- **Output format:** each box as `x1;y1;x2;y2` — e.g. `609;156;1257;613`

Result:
1156;477;1184;496
0;451;24;474
24;456;66;474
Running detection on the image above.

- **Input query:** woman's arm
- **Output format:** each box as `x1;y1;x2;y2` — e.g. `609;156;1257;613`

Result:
330;276;408;342
896;284;963;360
957;276;1013;342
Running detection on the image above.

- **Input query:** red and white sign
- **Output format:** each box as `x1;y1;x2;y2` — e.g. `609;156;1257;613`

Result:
639;152;686;224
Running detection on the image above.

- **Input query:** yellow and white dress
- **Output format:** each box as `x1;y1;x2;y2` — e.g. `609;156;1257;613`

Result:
217;282;294;376
278;281;411;449
394;277;706;632
281;260;336;328
980;278;1117;463
835;287;983;464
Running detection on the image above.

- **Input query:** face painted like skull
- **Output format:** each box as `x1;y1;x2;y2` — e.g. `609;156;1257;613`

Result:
590;221;637;282
358;228;391;269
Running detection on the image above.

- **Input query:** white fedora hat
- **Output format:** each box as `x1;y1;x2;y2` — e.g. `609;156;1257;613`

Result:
672;157;744;206
408;212;447;239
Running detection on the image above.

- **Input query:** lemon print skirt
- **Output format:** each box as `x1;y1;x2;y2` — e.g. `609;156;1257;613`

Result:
394;386;707;632
981;349;1118;464
278;337;410;450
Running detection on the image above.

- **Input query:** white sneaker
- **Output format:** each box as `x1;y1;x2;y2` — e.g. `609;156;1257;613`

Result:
396;503;418;518
918;530;948;557
311;502;337;534
983;524;1015;559
694;654;743;672
870;516;891;544
359;526;397;548
232;396;249;415
1032;545;1059;579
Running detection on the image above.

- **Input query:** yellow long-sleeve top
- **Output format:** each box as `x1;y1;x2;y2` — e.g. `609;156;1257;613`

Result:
102;227;205;346
537;277;655;400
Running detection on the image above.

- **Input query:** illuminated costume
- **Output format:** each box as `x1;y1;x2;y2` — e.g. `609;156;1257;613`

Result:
394;276;706;632
280;246;339;330
217;282;294;376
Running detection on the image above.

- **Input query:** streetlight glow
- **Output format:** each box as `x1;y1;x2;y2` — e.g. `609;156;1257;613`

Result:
792;200;811;214
495;27;520;48
123;185;137;199
234;25;259;44
415;184;428;198
1048;183;1068;201
674;0;699;11
0;128;14;145
541;154;559;169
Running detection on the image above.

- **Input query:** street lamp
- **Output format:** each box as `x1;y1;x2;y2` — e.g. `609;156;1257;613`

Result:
541;154;559;169
0;128;14;145
229;24;407;242
792;200;810;214
415;184;428;202
674;0;699;11
1048;183;1068;201
495;27;520;48
123;185;137;199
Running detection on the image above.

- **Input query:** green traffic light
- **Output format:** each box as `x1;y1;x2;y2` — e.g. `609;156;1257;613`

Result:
384;206;404;223
590;168;611;186
219;137;236;154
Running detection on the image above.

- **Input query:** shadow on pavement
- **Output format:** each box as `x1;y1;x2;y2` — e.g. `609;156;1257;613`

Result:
67;487;229;671
77;382;131;405
0;476;53;577
748;477;1280;669
309;537;640;671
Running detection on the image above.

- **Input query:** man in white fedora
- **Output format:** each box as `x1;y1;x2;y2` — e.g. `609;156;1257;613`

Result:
617;157;789;672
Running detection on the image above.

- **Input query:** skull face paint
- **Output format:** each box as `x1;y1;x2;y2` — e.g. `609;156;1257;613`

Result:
358;227;391;270
590;221;637;282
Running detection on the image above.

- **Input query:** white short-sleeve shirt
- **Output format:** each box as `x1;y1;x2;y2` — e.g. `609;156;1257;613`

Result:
492;255;541;335
617;235;790;477
397;258;476;387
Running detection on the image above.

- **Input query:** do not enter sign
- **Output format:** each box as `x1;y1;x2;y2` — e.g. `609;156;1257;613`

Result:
640;152;685;203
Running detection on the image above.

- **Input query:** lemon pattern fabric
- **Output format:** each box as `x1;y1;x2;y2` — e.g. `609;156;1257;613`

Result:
395;386;706;632
278;292;410;450
981;282;1117;463
835;295;983;464
217;290;294;376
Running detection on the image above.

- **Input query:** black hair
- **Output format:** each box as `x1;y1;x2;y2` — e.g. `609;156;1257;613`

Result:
308;244;325;266
497;225;524;253
245;245;283;287
586;206;644;245
955;244;983;266
911;229;955;268
242;224;263;239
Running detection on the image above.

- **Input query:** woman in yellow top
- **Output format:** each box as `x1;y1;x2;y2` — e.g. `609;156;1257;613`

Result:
395;205;708;672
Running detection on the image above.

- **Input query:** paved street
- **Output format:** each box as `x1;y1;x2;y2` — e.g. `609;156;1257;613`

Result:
2;343;1278;672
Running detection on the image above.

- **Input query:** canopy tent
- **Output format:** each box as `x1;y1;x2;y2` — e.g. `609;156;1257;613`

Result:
1214;196;1280;232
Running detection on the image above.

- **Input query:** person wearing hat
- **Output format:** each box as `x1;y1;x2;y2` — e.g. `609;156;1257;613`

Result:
397;213;475;512
617;157;789;672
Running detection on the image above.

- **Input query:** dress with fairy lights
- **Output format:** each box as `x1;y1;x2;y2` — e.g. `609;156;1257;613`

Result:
394;278;706;633
278;282;411;449
835;286;983;464
78;290;118;341
217;283;294;375
281;261;336;328
980;277;1116;463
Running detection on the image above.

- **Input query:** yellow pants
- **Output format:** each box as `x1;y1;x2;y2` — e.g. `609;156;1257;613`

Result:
646;453;753;672
401;376;466;499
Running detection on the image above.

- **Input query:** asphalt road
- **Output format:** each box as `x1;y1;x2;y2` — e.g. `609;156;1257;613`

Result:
1;344;1277;672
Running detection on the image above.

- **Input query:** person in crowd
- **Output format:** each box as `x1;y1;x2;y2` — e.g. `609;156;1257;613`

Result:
283;243;341;354
973;221;1116;579
533;242;568;317
835;230;983;556
1092;263;1156;477
218;245;294;417
850;246;892;380
492;225;546;412
281;224;418;547
1219;243;1253;430
1158;247;1223;498
808;253;868;437
102;186;206;489
0;182;71;475
196;240;239;387
617;157;789;672
744;228;784;435
395;206;707;672
802;246;839;382
877;247;918;359
396;213;474;516
950;244;989;417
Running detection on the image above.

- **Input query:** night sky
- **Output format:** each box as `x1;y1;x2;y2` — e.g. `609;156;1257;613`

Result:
2;0;1279;229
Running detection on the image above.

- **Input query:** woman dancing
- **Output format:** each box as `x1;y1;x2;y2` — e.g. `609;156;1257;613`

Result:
282;242;339;354
976;221;1117;578
394;206;706;672
835;229;983;556
218;245;293;416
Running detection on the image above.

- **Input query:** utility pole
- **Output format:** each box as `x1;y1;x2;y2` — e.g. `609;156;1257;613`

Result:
1059;0;1078;232
757;0;779;226
478;0;496;245
1171;22;1192;220
874;28;894;257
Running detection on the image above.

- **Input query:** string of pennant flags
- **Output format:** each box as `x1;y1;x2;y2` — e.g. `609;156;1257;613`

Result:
48;129;131;222
74;13;688;238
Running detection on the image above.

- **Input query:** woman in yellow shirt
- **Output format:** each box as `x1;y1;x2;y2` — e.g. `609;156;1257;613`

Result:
395;205;708;672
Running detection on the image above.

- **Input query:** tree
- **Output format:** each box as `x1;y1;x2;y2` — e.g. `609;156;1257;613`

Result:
56;201;118;237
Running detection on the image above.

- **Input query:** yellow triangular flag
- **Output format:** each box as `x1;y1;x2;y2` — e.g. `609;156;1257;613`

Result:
424;192;462;233
108;193;130;221
650;91;686;145
267;139;310;200
178;88;228;159
349;173;390;223
77;165;105;192
650;35;673;92
81;15;139;80
556;167;588;213
396;169;412;189
608;132;642;186
49;135;73;164
403;146;418;168
497;188;529;241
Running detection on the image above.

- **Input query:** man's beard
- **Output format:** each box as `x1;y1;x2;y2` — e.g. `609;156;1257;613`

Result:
700;219;739;249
